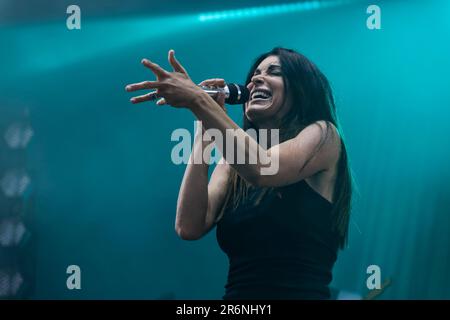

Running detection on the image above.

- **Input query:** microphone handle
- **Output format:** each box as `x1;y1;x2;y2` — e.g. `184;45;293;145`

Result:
146;85;228;101
146;83;247;105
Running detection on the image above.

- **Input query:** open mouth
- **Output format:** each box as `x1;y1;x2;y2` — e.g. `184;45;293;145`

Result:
250;88;272;102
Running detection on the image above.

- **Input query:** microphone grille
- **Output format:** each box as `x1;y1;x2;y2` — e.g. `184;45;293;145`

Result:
226;83;249;105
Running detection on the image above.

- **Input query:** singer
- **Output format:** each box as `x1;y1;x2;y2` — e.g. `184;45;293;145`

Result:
126;47;352;300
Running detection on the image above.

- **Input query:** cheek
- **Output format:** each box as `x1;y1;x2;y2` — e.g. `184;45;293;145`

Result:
273;90;285;108
273;82;285;102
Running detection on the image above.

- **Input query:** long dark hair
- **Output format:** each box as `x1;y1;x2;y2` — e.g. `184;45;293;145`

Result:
218;47;352;249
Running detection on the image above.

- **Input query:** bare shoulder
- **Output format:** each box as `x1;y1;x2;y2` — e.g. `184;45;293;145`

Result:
310;120;340;144
299;120;341;165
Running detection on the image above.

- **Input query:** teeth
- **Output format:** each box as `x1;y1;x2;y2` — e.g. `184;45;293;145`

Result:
251;90;272;100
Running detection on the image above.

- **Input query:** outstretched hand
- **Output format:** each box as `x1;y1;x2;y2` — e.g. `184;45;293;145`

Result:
125;50;204;108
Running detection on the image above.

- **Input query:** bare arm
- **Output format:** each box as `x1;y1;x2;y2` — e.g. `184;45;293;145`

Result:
191;92;341;187
174;80;231;241
175;123;230;240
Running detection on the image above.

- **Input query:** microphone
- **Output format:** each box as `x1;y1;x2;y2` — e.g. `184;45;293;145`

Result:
201;83;250;105
148;83;249;105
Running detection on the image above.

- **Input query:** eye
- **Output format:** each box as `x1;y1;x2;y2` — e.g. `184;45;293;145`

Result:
269;67;282;76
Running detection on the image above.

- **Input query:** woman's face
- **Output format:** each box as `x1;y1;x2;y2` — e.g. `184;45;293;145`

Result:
245;55;292;126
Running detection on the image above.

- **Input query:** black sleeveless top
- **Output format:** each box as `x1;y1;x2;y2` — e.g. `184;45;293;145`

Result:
216;179;340;300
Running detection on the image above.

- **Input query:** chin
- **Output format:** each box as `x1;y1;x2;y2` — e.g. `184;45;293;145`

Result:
245;101;275;124
245;101;276;119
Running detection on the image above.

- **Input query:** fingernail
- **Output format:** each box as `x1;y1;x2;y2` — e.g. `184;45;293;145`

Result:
125;85;130;91
130;98;135;103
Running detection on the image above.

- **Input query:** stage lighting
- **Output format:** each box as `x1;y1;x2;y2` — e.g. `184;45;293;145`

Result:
199;0;353;22
1;169;31;198
0;218;27;247
4;122;34;150
0;270;23;298
0;104;35;299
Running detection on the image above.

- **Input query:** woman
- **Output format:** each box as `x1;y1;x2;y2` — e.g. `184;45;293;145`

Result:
126;47;352;300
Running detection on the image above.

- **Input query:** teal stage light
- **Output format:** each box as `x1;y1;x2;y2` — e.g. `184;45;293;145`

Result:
2;14;200;77
199;0;355;22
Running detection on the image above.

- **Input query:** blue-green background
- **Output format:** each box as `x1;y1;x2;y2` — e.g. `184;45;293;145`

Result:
1;0;450;299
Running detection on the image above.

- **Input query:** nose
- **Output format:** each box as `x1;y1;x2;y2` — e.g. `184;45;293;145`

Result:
247;74;265;91
251;74;265;85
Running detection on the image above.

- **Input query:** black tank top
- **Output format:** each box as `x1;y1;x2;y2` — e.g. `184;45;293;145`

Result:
216;179;340;300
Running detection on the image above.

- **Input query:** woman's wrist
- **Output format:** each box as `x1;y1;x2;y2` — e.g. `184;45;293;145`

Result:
189;90;213;114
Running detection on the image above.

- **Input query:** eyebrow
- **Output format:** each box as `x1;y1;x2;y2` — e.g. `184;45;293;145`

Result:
254;64;282;74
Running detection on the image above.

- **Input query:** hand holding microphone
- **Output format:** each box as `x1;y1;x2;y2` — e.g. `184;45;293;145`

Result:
125;50;249;109
154;80;249;107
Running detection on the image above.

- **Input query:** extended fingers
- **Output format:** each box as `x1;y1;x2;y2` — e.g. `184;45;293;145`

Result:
168;49;188;75
142;59;169;78
125;80;160;92
130;91;158;104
